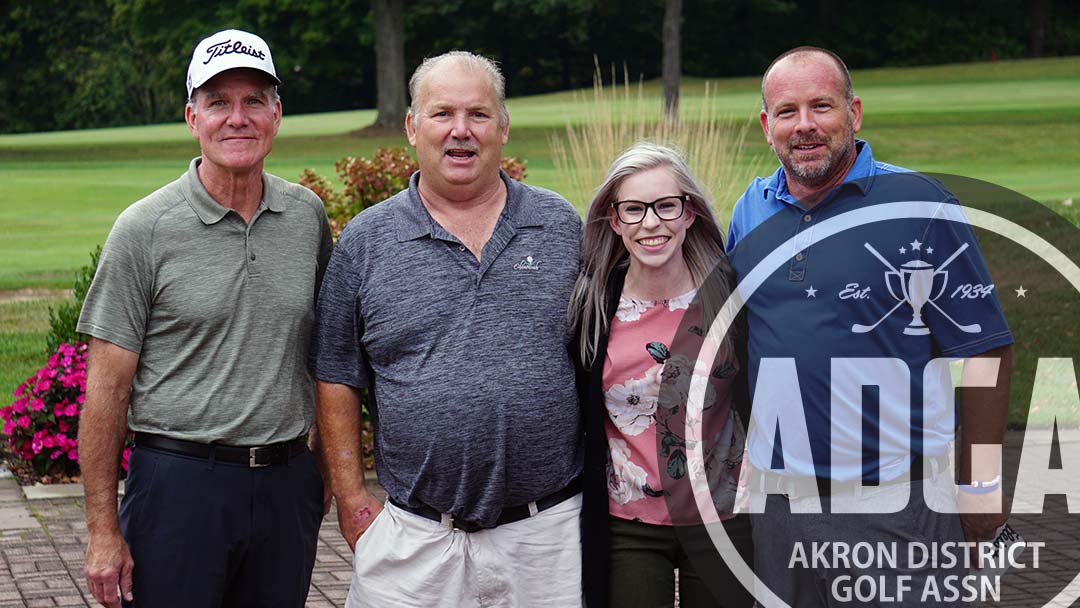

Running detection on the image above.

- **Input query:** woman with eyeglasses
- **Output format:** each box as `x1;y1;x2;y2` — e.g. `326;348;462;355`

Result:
569;142;753;607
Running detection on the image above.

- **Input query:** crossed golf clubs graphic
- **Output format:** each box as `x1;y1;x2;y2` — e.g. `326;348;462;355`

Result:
851;242;983;335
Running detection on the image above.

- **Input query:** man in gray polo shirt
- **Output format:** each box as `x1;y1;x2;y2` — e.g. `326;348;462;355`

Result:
313;51;584;607
78;30;332;608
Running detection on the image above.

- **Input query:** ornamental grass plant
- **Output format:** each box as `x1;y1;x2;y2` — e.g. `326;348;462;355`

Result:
550;62;765;221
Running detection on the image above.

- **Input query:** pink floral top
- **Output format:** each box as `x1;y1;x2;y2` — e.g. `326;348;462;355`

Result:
602;288;744;525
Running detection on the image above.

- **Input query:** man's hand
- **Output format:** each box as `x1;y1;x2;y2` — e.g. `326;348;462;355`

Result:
958;489;1009;567
960;510;1008;542
336;491;384;552
84;530;134;608
958;487;1008;542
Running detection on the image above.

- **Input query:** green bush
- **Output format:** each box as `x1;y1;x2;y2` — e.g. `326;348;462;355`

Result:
45;246;100;354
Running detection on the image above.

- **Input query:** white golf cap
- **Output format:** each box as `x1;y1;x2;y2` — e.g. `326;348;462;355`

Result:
186;29;281;98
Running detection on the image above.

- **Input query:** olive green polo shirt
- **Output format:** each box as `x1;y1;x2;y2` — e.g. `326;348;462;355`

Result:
78;158;333;445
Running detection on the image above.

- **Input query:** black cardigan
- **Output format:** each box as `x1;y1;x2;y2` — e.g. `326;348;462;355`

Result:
578;263;626;608
577;263;750;608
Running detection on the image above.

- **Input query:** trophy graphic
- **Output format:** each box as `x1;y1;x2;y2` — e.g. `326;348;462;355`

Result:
852;242;982;335
886;260;948;335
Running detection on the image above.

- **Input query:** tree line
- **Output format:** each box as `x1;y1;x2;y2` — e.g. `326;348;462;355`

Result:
1;0;1077;134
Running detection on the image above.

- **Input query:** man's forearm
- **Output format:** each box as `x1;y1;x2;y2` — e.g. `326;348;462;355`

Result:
316;382;370;499
82;397;128;535
81;340;137;536
957;345;1014;483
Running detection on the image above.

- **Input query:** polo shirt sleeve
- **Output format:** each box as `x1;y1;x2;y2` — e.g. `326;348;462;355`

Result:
314;207;334;297
76;208;156;354
311;236;369;389
921;199;1013;358
726;188;753;253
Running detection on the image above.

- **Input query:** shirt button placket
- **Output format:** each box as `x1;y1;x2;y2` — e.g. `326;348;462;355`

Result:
246;230;256;273
789;212;814;281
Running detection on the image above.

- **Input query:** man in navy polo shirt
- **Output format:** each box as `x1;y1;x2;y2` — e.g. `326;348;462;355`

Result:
727;47;1014;606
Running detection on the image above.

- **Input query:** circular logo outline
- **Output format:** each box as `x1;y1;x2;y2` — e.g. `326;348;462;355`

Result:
684;200;1080;608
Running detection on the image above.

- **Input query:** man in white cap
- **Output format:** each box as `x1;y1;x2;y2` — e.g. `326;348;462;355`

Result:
79;29;332;608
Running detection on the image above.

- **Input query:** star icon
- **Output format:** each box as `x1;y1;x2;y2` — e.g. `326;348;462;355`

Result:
899;247;907;254
910;239;923;251
805;285;818;298
926;246;934;254
1015;286;1028;298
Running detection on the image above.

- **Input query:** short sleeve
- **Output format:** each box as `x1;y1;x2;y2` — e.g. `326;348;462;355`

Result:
727;187;756;253
314;205;334;297
920;200;1013;358
77;211;155;353
310;238;369;388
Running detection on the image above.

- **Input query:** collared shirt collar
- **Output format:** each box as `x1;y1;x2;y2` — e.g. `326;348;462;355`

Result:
394;169;541;242
767;139;877;206
182;157;282;225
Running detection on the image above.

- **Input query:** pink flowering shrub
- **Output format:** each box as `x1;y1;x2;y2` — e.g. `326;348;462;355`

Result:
1;342;131;479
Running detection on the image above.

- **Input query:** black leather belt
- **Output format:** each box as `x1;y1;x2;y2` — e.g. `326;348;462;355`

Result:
134;432;307;468
389;478;582;533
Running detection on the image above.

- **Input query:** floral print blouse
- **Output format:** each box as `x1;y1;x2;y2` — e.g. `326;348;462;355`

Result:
602;288;744;525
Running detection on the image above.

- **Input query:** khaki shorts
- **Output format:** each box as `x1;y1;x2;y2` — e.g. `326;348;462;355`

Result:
346;493;584;608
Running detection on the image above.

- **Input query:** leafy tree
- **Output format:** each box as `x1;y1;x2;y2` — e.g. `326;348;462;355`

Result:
0;0;112;132
3;0;1080;134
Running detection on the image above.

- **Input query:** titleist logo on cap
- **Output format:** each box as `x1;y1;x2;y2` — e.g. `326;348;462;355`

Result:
203;39;266;65
186;29;279;97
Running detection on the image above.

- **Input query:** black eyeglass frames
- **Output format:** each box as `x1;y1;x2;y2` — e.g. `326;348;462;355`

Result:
611;194;690;224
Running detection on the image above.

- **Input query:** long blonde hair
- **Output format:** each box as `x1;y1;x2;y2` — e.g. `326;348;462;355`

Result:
568;141;735;368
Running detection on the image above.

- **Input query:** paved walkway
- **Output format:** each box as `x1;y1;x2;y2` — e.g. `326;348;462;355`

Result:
1;430;1079;606
0;476;385;608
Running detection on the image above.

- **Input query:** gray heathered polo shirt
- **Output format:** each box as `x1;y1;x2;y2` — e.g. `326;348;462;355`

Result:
78;158;333;445
312;171;583;527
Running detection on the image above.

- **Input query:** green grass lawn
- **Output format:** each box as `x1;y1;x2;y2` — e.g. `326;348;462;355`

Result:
0;296;67;403
1;57;1077;423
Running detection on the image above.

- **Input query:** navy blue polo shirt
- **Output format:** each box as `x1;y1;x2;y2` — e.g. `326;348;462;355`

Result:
311;171;583;527
727;143;1013;481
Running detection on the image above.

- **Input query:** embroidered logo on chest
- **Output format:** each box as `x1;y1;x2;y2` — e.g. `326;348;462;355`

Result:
513;255;541;271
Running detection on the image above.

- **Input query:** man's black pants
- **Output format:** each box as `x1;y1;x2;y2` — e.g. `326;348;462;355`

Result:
119;444;324;607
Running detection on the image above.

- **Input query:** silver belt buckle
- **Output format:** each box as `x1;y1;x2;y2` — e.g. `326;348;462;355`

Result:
248;447;271;468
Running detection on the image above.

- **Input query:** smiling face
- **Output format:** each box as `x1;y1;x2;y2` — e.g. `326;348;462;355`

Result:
760;52;862;197
405;60;509;198
185;68;281;177
609;166;696;277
